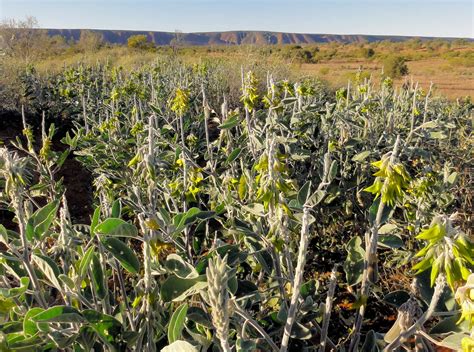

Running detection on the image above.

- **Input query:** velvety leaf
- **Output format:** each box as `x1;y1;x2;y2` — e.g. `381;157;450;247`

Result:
344;236;365;286
186;307;212;328
91;253;106;300
101;237;140;274
0;277;29;298
90;206;101;234
168;303;188;343
95;218;138;238
32;306;84;323
160;275;207;302
236;338;257;352
378;235;404;249
439;333;469;350
430;314;470;334
226;148;242;164
218;115;240;129
369;198;394;226
79;246;95;277
297;181;312;206
361;330;380;352
307;190;325;207
352;150;371;162
23;307;46;336
290;322;311;339
383;290;410;307
165;254;198;279
32;254;62;290
26;200;59;240
378;223;397;234
328;160;338;181
161;340;199;352
111;199;122;218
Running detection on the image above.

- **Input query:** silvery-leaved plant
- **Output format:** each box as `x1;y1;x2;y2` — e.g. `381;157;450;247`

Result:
413;214;473;290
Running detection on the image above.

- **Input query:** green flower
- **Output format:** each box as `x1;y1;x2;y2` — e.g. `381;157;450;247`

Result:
413;215;473;290
170;88;190;116
456;274;474;329
364;154;410;206
241;71;259;112
461;335;474;352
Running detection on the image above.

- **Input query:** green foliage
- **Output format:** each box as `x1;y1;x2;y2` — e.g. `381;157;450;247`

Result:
359;47;375;58
344;236;365;286
413;217;473;290
240;71;259;111
383;55;409;78
0;60;472;352
170;87;190;115
77;30;104;52
127;34;154;50
364;154;410;206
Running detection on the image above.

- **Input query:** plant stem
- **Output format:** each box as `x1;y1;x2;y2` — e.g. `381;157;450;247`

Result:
234;304;280;352
14;195;47;308
349;136;401;351
319;266;338;352
201;83;213;164
115;259;136;331
280;206;310;352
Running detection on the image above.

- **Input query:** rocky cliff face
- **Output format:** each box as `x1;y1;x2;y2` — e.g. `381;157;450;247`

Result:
47;29;450;46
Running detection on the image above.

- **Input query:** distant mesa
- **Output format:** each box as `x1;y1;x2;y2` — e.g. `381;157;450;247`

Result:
46;29;470;46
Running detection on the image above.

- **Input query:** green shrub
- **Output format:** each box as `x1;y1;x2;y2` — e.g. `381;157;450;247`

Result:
359;47;375;58
127;34;154;50
383;55;409;78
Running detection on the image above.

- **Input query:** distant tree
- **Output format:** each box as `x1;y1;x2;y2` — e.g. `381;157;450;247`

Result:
171;29;183;54
360;47;375;58
299;49;313;63
127;34;153;49
383;56;409;78
77;30;104;52
280;45;320;63
47;35;69;55
0;16;49;62
453;38;469;46
407;38;422;50
425;39;445;52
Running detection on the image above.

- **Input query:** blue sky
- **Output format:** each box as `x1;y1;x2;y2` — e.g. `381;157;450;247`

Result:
1;0;473;38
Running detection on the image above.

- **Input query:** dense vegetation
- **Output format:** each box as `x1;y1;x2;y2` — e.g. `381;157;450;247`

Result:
0;57;472;351
2;17;474;109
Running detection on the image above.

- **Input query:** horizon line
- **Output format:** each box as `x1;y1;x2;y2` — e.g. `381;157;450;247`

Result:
40;27;474;40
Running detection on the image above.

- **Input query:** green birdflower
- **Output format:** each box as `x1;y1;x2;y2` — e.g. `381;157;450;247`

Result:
413;215;473;290
364;153;410;206
170;87;190;116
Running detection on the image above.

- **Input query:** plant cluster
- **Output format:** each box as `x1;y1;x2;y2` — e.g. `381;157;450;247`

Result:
0;60;472;351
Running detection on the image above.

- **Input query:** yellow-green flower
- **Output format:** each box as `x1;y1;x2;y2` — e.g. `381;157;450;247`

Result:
364;154;410;206
241;71;259;112
456;274;474;328
170;88;190;116
39;138;52;161
461;335;474;352
413;215;473;290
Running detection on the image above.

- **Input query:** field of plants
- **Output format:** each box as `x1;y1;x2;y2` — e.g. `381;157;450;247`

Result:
0;59;473;351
